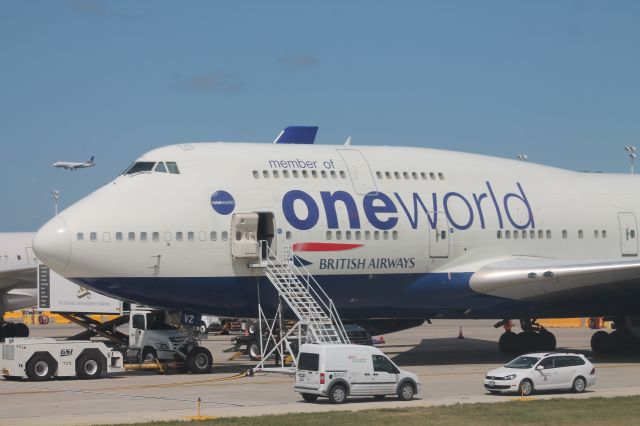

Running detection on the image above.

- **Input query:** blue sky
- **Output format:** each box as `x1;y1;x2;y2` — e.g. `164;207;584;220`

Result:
1;1;639;230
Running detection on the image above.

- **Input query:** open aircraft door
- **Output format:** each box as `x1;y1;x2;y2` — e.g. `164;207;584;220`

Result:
336;149;377;195
429;212;450;258
618;212;638;256
231;212;276;259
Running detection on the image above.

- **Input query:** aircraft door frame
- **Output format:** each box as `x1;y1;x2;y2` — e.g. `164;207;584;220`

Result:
429;212;450;258
618;212;638;256
336;149;378;195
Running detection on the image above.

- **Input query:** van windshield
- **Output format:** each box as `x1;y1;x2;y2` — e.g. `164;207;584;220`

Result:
298;352;319;371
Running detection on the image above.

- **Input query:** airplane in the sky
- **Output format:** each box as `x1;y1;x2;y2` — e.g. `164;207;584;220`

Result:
0;232;37;338
32;135;640;355
53;156;95;170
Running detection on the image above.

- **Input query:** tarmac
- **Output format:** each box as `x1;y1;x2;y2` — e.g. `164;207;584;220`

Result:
1;320;639;425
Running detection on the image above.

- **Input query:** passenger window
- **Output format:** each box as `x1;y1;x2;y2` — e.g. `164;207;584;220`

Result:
562;230;568;239
365;230;371;240
555;356;573;368
103;232;110;242
90;232;97;242
273;170;280;178
252;170;259;178
221;231;228;241
355;230;361;240
538;357;555;369
154;162;167;173
283;170;289;178
530;230;535;239
152;232;159;242
188;231;194;241
374;231;380;240
372;355;397;374
292;170;299;178
321;170;328;178
210;231;217;241
128;232;135;242
336;231;342;240
385;172;391;179
420;172;427;180
326;231;332;240
263;170;269;178
140;232;147;242
345;231;351;240
166;162;180;174
116;232;123;242
77;232;84;241
376;171;382;179
546;230;552;239
412;172;418;179
440;230;447;240
285;231;292;240
572;356;585;366
330;171;337;179
298;353;319;371
176;232;183;241
538;230;544;239
429;172;436;180
394;172;400;179
392;230;398;240
199;231;206;241
497;230;502;239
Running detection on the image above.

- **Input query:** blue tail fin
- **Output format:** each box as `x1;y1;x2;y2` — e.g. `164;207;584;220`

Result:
273;126;318;144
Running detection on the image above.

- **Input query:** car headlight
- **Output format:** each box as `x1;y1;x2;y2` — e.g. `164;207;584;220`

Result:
154;343;169;350
504;374;517;380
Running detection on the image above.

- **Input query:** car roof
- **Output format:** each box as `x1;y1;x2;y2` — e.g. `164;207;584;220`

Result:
522;352;583;358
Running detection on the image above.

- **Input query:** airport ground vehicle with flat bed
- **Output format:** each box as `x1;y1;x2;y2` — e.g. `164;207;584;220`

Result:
1;337;124;381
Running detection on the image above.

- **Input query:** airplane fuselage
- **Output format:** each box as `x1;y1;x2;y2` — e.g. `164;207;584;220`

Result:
33;143;640;320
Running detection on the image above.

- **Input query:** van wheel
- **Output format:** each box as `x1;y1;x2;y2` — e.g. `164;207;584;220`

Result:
141;347;157;363
76;354;102;379
329;384;347;404
398;382;415;401
187;347;212;374
374;395;386;400
301;393;318;402
26;354;54;381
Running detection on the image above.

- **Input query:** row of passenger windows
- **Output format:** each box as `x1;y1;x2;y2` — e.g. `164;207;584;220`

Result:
375;171;445;181
1;254;21;261
327;229;399;241
123;161;180;175
78;231;230;243
253;169;347;179
497;229;609;240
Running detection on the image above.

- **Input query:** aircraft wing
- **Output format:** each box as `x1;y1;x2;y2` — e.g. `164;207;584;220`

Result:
0;266;37;291
469;257;640;302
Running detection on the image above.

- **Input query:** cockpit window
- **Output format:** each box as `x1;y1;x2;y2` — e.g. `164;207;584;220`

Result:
154;162;167;173
166;162;180;174
124;162;155;175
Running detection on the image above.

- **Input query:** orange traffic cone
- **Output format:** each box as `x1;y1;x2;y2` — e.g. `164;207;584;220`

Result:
457;326;464;339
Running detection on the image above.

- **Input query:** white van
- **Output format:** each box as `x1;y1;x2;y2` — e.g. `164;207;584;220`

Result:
294;344;421;403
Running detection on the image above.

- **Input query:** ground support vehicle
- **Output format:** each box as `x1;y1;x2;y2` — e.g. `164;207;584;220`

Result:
484;352;596;396
294;343;421;404
0;337;123;381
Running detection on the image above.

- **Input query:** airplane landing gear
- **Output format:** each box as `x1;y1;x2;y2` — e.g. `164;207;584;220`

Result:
590;316;640;355
497;319;556;355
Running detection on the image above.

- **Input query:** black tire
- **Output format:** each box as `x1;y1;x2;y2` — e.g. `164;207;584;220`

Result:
141;347;157;363
248;322;257;335
76;354;102;379
198;322;207;334
301;393;318;402
14;323;29;338
518;379;533;396
329;384;348;404
26;353;54;381
3;323;16;338
374;395;386;400
539;330;556;351
498;331;518;354
591;330;609;354
186;347;212;374
572;376;587;393
248;339;261;361
397;381;415;401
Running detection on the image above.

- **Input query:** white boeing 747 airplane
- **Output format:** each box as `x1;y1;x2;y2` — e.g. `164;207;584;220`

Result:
33;140;640;355
53;156;95;171
0;232;37;338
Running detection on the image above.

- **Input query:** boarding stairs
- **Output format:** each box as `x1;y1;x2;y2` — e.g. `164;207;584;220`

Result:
250;242;349;373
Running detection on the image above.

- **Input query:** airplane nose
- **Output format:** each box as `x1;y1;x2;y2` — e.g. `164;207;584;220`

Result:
33;215;72;274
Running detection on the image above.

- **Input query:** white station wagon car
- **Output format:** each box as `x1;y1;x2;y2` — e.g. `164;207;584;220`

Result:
484;352;596;396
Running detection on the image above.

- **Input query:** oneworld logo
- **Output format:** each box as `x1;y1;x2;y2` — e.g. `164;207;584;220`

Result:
211;190;235;215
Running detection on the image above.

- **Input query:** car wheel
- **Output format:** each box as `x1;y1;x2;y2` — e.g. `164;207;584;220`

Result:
398;382;415;401
198;322;207;334
76;354;102;380
572;376;587;393
301;393;318;402
26;354;54;381
374;395;386;400
518;379;533;396
329;384;347;404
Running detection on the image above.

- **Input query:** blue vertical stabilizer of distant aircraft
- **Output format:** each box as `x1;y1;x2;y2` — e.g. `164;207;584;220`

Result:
273;126;318;144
